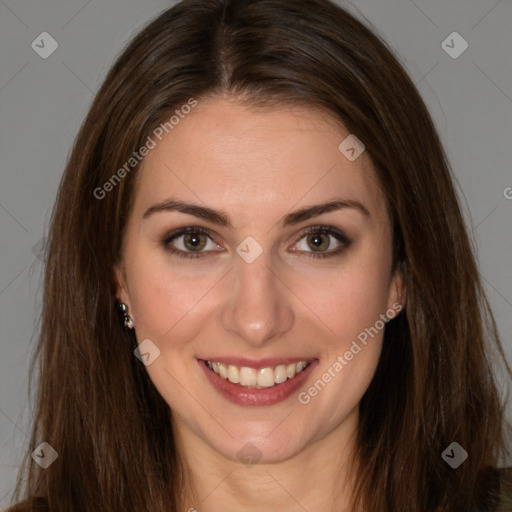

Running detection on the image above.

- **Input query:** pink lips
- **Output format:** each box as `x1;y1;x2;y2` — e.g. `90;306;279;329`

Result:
198;358;318;406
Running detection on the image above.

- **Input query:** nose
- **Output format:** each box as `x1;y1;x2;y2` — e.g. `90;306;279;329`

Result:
220;251;295;348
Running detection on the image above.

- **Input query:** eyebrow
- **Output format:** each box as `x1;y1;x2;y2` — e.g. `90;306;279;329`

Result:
142;198;370;227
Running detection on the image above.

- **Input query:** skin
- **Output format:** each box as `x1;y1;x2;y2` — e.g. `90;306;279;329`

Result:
115;95;405;512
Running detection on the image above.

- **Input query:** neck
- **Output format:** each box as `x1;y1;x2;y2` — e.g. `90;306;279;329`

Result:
174;408;360;512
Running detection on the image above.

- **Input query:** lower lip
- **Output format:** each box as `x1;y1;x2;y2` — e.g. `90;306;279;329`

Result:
199;359;318;406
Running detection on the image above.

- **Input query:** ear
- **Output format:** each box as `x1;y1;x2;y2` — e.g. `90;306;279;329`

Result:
386;263;406;313
113;263;131;311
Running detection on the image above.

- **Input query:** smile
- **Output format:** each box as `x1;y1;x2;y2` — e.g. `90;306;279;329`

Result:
199;358;319;406
206;360;312;388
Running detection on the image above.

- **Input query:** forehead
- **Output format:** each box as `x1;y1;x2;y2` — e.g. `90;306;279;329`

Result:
133;97;387;223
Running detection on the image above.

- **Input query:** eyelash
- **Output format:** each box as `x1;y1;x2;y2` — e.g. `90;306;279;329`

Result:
161;226;351;260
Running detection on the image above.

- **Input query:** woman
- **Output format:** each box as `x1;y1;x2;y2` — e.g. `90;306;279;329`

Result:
8;0;511;510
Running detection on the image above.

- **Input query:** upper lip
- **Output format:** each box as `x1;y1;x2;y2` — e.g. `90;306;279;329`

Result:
199;357;317;368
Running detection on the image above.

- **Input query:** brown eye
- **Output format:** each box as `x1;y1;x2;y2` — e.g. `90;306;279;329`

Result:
306;233;330;252
183;232;207;251
162;226;221;259
293;226;351;258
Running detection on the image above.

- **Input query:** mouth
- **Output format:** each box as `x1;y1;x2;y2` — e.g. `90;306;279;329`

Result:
205;360;312;388
198;357;318;406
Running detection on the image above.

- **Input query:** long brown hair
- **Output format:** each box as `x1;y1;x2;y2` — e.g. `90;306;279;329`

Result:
8;0;511;510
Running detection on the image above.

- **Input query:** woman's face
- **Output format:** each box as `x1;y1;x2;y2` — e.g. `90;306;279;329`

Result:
115;96;404;464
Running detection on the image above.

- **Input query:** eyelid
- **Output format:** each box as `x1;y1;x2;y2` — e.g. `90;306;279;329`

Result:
162;226;220;259
291;225;350;258
161;224;351;259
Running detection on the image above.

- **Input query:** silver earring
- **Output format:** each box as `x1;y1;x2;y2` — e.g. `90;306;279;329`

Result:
117;302;134;329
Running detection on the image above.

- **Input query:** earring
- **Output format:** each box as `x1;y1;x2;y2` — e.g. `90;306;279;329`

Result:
117;302;134;329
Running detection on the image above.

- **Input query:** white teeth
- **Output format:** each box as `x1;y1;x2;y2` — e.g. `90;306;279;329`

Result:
257;367;275;387
227;365;239;383
206;360;311;388
239;367;257;386
296;361;306;373
274;365;288;384
217;363;227;379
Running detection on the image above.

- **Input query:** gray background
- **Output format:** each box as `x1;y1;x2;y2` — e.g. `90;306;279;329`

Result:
0;0;511;506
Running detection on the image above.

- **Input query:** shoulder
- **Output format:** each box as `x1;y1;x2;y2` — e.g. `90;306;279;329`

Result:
495;467;512;511
478;466;512;512
4;497;49;512
5;470;512;511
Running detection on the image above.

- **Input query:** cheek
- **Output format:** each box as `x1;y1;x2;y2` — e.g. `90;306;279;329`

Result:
295;252;392;346
123;247;207;341
297;262;390;426
319;251;392;409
